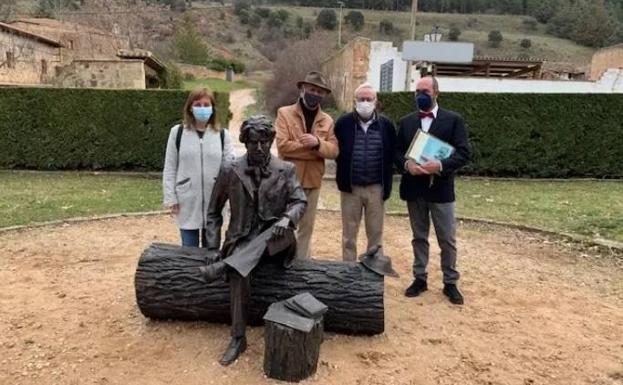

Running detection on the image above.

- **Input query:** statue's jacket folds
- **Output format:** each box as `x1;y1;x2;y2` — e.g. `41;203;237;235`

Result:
204;154;308;270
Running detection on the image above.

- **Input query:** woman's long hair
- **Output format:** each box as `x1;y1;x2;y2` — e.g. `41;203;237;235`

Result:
182;87;219;131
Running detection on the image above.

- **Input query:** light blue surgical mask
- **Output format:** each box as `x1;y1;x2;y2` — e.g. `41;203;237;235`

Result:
192;106;213;122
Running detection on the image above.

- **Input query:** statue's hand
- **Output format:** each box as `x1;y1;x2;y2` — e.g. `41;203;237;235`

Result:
272;217;291;238
206;249;222;264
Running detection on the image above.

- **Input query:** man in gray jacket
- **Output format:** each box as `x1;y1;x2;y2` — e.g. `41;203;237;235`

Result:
200;115;307;366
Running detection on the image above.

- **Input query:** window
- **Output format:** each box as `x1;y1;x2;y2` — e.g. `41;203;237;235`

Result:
380;59;394;92
41;59;48;75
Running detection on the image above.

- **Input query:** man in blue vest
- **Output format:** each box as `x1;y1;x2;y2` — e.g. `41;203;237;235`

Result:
395;76;471;305
334;83;396;261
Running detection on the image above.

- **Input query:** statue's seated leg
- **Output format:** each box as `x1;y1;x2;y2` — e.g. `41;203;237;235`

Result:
220;270;249;366
199;261;226;283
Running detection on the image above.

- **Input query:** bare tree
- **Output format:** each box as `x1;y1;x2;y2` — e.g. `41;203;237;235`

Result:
63;0;168;51
263;31;335;115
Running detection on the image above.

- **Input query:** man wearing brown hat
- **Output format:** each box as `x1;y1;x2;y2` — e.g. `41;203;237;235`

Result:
276;71;338;259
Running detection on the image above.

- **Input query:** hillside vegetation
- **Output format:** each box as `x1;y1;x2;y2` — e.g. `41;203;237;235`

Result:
7;1;602;71
271;6;597;65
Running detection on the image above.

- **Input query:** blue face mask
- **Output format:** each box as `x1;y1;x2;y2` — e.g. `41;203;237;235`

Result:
192;106;213;123
415;92;433;111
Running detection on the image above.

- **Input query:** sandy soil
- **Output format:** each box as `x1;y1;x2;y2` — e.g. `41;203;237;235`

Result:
1;212;622;385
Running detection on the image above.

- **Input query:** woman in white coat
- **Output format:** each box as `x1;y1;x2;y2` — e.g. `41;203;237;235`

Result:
162;88;235;247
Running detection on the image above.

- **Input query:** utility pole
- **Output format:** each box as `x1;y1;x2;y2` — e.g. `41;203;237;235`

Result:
404;0;417;91
58;0;62;22
337;1;345;48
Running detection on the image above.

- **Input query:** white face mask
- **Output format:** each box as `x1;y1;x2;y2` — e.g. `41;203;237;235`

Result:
355;101;376;119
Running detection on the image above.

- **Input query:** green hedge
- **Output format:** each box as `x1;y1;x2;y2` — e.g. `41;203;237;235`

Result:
378;92;623;178
0;88;230;170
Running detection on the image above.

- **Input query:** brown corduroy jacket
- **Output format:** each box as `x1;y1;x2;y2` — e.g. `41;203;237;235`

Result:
275;102;338;189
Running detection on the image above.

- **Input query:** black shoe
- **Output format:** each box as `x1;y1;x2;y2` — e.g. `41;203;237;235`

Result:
443;284;464;305
405;279;428;297
199;261;226;283
219;336;247;366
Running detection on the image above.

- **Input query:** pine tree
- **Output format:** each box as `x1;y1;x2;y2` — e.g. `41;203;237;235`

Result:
317;9;337;30
345;10;365;31
449;26;461;41
173;15;210;65
570;0;616;47
488;30;503;48
548;0;617;47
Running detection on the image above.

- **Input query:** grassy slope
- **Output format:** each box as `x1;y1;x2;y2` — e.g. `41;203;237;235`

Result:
182;78;258;92
1;172;621;243
270;6;596;65
320;179;623;243
0;172;162;228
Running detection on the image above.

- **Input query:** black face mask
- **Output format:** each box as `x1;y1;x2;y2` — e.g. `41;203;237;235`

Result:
415;92;433;111
303;92;323;109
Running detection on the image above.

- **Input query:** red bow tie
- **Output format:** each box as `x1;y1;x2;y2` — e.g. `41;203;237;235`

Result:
419;111;435;119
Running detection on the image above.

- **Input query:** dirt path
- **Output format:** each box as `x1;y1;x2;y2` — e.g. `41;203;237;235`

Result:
1;212;622;385
228;89;256;156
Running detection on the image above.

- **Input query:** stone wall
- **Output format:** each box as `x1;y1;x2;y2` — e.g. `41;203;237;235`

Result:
0;30;61;85
322;37;371;111
590;46;623;81
57;60;146;89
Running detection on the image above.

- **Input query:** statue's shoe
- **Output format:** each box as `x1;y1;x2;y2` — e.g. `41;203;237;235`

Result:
219;336;247;366
199;261;226;282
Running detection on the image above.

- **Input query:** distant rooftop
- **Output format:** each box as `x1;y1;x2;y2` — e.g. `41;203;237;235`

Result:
10;18;120;38
117;49;166;73
432;56;543;79
0;21;63;47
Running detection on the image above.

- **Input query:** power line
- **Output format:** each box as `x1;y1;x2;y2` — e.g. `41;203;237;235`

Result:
405;0;417;91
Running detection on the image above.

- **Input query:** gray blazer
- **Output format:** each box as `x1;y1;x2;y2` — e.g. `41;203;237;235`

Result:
162;124;235;230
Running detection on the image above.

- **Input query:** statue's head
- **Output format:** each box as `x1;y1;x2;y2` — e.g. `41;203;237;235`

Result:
239;115;275;166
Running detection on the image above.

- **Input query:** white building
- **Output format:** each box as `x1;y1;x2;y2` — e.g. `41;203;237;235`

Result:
322;37;623;111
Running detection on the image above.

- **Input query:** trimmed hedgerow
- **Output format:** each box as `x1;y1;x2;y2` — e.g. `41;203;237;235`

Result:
378;92;623;178
0;88;230;170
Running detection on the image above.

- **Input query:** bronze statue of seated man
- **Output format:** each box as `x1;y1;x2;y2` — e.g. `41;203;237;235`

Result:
199;115;307;366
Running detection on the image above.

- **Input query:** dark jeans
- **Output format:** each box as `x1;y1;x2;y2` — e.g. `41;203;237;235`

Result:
180;229;207;248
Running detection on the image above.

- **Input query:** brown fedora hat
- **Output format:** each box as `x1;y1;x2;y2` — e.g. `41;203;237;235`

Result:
297;71;332;94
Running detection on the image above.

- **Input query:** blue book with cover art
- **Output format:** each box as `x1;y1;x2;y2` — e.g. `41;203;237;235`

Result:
406;129;455;164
